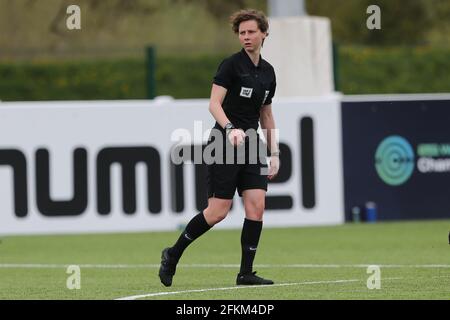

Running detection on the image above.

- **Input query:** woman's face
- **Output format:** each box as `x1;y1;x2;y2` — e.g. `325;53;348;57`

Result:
238;20;266;53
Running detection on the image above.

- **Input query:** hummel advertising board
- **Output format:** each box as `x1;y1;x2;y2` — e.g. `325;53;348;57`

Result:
0;96;344;235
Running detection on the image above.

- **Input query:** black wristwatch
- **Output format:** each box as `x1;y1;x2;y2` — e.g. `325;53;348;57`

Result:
224;122;235;136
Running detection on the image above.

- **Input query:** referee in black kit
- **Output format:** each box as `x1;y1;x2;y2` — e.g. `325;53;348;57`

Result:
159;9;279;287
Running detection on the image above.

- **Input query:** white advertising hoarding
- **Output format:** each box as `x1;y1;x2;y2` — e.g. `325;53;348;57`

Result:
0;95;344;235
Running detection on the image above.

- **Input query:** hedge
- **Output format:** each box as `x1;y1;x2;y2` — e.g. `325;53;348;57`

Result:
0;47;448;101
338;46;450;94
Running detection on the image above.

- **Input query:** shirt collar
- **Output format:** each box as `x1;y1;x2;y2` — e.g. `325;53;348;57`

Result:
240;48;261;69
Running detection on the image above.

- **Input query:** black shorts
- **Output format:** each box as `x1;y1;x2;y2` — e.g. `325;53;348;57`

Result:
206;127;268;199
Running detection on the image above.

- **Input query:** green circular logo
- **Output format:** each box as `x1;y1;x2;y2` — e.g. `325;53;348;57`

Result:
375;136;415;186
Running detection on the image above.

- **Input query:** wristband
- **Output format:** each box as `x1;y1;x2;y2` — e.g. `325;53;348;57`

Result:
224;122;235;130
224;122;235;138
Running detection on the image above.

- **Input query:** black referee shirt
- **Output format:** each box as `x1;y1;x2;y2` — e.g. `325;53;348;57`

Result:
213;48;276;131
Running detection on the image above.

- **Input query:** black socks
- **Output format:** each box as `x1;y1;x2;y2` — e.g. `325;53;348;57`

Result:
168;211;212;261
167;214;263;275
240;218;263;275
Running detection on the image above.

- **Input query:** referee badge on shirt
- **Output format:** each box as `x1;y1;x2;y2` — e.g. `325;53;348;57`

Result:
240;87;253;98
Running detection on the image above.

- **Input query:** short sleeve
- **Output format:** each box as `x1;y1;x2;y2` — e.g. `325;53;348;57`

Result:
264;72;276;105
213;58;234;89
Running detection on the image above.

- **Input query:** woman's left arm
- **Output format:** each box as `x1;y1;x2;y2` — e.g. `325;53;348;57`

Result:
260;104;280;180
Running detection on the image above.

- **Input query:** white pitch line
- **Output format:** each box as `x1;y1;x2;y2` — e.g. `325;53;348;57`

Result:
115;279;361;300
1;263;450;269
0;264;155;269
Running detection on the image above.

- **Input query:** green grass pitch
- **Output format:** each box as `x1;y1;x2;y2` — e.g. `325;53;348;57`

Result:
0;220;449;300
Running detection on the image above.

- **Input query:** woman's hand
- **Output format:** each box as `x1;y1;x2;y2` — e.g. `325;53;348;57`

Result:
268;155;280;180
227;129;246;146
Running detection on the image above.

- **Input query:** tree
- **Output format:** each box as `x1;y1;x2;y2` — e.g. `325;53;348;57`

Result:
169;0;265;19
306;0;431;45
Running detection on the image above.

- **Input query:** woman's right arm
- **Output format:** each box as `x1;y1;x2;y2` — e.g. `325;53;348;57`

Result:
209;84;245;145
208;84;231;129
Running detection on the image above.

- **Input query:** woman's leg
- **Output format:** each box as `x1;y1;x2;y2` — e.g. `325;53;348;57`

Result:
159;197;232;286
237;189;273;285
240;189;265;274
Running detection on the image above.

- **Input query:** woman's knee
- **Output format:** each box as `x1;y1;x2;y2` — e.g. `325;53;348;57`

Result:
245;201;265;220
204;199;232;225
204;209;229;225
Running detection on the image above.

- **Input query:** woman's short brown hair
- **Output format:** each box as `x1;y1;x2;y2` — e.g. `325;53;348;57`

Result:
230;9;269;34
